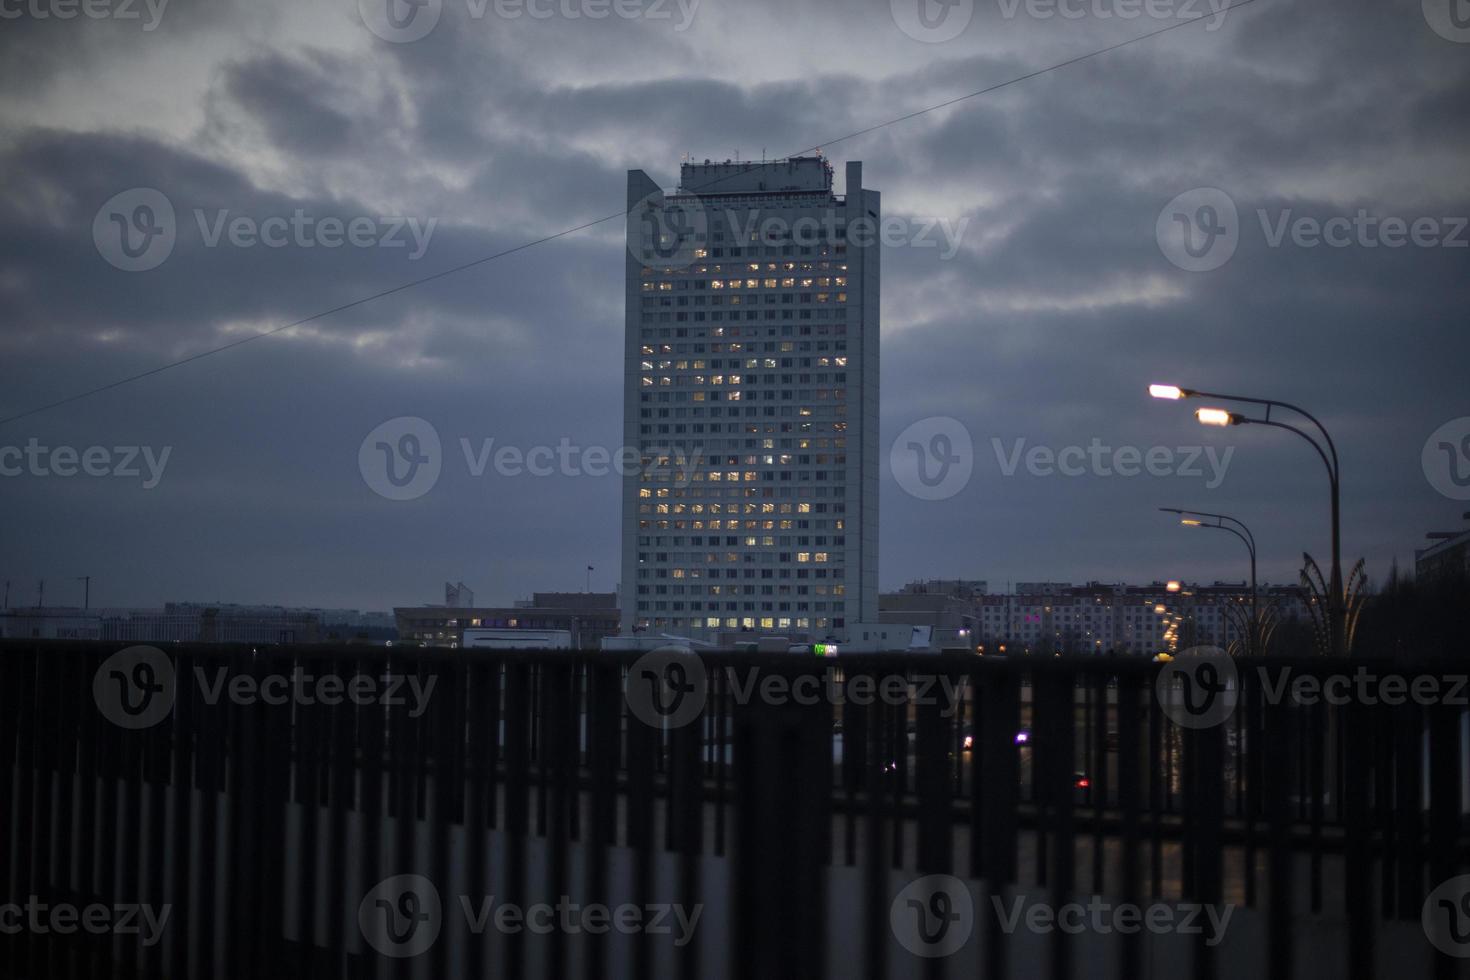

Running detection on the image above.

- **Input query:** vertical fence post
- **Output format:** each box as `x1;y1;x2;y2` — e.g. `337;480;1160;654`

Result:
1342;691;1374;980
584;659;620;980
914;660;956;980
1427;687;1463;980
1117;667;1144;979
1264;682;1294;980
978;661;1019;980
733;657;831;980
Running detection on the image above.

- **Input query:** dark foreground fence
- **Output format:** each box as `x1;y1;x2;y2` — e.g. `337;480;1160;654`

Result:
1;641;1468;980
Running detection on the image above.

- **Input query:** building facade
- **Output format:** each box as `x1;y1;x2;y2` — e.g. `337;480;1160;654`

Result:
880;580;1312;655
622;156;880;641
394;593;620;649
1415;515;1470;580
0;603;321;643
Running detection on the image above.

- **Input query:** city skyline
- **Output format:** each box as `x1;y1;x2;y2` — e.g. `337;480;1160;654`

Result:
2;5;1466;976
2;0;1467;612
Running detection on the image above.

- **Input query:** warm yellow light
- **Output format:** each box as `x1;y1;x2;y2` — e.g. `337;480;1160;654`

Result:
1180;518;1202;526
1196;407;1234;427
1149;384;1186;400
1166;581;1182;593
1154;604;1166;614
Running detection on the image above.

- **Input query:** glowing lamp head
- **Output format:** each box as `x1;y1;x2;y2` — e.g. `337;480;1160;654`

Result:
1166;581;1182;593
1149;384;1186;400
1180;518;1203;526
1196;407;1237;427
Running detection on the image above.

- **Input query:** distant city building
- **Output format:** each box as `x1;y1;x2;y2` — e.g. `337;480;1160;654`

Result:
1415;513;1470;580
0;608;104;641
622;155;881;641
0;602;321;643
895;579;987;598
879;580;1311;655
315;609;397;631
1013;582;1074;597
445;581;475;607
395;592;619;648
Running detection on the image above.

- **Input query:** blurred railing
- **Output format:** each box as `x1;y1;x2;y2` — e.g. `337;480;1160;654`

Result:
0;642;1466;979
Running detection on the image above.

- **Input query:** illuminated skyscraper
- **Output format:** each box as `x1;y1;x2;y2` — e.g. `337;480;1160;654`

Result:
621;156;879;640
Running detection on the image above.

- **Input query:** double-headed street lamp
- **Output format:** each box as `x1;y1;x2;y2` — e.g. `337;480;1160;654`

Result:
1149;384;1344;654
1160;507;1259;654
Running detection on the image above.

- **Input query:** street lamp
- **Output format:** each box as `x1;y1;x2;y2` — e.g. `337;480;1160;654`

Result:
1150;383;1343;654
1160;507;1259;654
1194;407;1241;427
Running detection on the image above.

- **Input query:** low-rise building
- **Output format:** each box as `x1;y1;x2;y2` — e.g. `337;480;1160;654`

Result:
0;603;321;643
394;592;620;649
1415;514;1470;580
880;580;1311;655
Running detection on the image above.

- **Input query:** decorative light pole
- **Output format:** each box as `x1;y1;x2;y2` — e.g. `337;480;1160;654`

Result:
1149;384;1348;655
1160;507;1258;654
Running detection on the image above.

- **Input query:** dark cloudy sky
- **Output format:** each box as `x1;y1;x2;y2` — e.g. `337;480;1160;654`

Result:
1;0;1467;611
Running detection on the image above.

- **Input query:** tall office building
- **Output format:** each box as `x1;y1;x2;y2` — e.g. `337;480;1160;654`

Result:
621;156;879;641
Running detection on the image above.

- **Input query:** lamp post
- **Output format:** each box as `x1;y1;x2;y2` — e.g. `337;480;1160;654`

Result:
1150;384;1343;654
1160;507;1258;654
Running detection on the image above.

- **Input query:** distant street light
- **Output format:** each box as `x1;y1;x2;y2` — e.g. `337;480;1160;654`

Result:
1195;407;1240;427
1161;507;1259;654
1150;383;1344;654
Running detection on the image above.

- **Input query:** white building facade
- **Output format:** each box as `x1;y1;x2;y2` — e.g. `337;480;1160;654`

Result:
621;157;880;640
